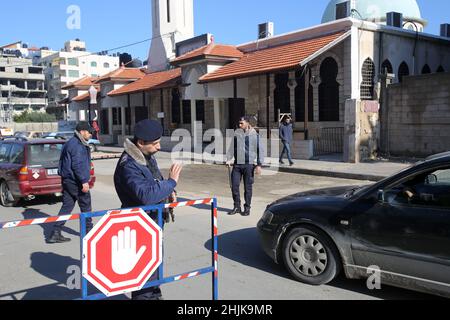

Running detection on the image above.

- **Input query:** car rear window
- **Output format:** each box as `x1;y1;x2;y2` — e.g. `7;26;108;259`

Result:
27;144;63;167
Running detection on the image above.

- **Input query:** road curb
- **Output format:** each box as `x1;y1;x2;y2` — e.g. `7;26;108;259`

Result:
181;157;387;182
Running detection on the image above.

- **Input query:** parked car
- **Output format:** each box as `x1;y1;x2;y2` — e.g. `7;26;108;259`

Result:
0;127;14;139
13;131;47;140
0;138;96;207
43;131;100;153
257;152;450;298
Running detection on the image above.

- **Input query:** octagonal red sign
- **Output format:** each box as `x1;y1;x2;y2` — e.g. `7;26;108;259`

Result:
82;208;163;297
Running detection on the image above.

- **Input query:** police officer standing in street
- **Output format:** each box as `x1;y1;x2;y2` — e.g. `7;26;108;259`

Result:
226;116;264;217
48;122;95;244
114;119;182;300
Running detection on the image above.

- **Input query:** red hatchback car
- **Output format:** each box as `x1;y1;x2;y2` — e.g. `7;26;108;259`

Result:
0;138;95;207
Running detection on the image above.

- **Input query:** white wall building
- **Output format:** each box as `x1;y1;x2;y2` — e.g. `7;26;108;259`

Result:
38;39;120;110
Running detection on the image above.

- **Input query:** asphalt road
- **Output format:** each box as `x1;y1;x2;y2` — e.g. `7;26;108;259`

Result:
0;155;437;300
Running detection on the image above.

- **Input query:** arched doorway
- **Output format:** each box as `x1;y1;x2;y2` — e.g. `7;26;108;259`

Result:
319;57;339;122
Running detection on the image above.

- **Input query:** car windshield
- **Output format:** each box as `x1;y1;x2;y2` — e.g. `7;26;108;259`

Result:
27;144;63;167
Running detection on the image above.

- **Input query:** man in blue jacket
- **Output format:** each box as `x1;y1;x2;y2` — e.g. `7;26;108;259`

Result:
48;122;94;244
114;119;182;300
279;115;294;166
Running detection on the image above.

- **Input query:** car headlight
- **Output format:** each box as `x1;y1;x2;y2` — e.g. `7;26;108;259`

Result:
261;210;274;225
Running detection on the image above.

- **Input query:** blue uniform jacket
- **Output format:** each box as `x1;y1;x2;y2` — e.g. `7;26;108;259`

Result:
58;131;91;186
114;139;177;209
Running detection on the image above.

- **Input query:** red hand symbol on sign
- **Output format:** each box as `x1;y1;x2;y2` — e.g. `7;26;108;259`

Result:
111;227;147;275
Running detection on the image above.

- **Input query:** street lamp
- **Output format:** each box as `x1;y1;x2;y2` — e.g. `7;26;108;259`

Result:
88;85;98;125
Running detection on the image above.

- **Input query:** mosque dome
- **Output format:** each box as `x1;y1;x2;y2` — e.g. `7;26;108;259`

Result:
322;0;427;29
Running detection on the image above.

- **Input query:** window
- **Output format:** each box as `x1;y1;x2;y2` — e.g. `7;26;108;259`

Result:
104;63;110;68
398;62;410;83
112;108;122;125
91;74;98;77
91;61;97;67
421;64;431;74
0;144;12;163
68;58;79;66
383;168;450;209
0;67;5;72
15;68;23;73
167;0;171;23
135;107;149;122
8;144;24;165
28;144;63;167
319;57;340;122
182;100;191;124
68;70;80;78
295;69;314;122
196;100;205;124
171;89;181;124
274;72;291;122
360;58;376;100
381;60;393;74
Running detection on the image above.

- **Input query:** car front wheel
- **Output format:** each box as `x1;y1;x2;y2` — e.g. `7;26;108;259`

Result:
0;181;19;207
282;226;341;285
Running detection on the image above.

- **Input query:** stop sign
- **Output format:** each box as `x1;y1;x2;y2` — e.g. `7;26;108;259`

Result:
82;208;163;297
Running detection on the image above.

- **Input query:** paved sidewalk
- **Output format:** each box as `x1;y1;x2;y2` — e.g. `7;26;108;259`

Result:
94;145;414;182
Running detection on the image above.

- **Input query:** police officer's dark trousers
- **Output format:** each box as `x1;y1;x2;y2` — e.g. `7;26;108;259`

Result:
54;181;93;231
231;164;255;210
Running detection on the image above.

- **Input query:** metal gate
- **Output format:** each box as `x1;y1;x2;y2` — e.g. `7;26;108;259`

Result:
313;127;344;156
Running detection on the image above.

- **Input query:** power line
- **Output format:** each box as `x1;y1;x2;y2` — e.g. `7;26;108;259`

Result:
0;31;176;69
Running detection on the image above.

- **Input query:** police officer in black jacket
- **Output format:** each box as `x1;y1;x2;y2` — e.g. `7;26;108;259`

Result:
48;122;94;244
226;116;264;216
114;119;182;300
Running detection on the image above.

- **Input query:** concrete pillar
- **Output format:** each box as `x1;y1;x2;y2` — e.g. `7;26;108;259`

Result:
108;108;113;135
121;106;126;137
213;98;220;130
191;99;197;142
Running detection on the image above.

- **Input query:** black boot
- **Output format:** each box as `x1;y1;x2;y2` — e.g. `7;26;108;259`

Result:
241;207;251;216
228;207;242;216
47;230;71;243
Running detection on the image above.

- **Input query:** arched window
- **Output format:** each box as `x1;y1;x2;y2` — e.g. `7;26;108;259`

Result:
360;58;375;100
295;69;314;122
381;59;393;74
91;61;97;67
274;72;291;122
104;62;110;68
437;65;445;73
421;64;431;74
319;57;340;122
398;62;410;83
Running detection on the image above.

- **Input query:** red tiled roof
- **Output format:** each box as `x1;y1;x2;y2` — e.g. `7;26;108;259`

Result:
108;68;181;97
71;92;90;102
94;67;146;83
171;43;243;65
62;76;99;90
199;32;348;83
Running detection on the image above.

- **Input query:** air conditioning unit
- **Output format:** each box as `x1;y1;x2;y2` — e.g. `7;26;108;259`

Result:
258;22;274;40
336;1;350;20
441;24;450;38
387;12;403;28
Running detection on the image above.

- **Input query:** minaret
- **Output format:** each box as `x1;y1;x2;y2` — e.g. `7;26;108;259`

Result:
148;0;194;72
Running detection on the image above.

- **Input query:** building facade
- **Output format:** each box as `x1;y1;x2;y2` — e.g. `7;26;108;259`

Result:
38;39;119;112
0;47;46;122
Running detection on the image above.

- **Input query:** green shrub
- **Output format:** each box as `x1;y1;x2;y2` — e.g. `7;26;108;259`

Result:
13;111;57;123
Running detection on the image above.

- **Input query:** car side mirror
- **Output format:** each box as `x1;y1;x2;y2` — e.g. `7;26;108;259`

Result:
377;190;385;203
425;174;438;185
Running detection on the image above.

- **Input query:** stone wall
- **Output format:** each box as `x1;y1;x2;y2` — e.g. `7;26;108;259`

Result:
385;72;450;157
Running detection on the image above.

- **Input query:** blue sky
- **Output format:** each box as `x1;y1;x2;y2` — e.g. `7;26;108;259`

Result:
1;0;449;61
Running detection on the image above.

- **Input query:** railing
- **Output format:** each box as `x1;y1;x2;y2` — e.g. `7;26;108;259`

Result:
313;127;344;156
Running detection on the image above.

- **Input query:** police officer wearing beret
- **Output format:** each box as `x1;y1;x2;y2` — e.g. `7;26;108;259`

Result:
226;116;264;217
48;122;95;244
114;119;182;300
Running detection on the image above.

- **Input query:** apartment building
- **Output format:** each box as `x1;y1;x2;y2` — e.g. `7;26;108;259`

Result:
39;39;120;110
0;48;46;122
